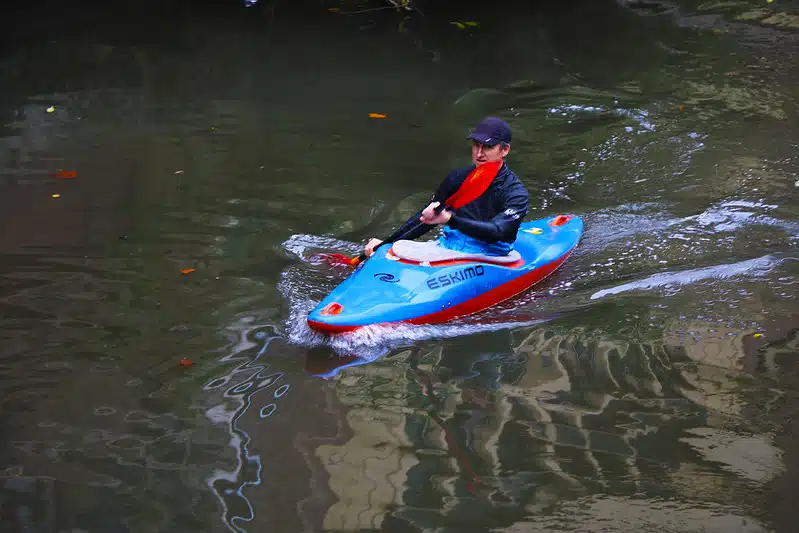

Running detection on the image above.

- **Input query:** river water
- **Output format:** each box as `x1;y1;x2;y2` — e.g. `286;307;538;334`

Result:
1;1;798;532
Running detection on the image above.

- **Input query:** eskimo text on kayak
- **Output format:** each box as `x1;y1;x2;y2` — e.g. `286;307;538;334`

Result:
426;265;485;290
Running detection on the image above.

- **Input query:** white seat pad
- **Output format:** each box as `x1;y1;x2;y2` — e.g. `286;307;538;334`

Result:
390;240;521;264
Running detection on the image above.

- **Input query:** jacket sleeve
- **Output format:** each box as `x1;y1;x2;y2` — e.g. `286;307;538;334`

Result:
448;181;529;242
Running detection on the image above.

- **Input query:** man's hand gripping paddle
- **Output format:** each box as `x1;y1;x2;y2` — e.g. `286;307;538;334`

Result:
318;160;502;268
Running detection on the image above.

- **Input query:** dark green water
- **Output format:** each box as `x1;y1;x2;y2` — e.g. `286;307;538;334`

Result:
1;1;798;532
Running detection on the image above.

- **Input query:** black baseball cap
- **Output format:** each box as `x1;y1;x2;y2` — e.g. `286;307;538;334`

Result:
467;117;512;146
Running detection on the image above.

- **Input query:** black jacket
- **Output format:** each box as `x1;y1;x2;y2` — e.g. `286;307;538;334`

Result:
391;163;530;244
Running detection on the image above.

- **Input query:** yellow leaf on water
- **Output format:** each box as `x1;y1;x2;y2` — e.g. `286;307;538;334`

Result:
368;113;388;119
180;268;196;275
51;193;61;198
327;7;340;12
451;21;466;29
753;333;763;338
46;106;55;113
767;0;774;3
464;21;479;27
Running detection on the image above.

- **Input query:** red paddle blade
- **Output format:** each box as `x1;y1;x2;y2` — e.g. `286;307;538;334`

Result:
308;252;355;267
445;160;502;209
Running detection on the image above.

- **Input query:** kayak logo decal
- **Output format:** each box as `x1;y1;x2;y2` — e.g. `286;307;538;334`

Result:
374;273;399;283
426;265;485;290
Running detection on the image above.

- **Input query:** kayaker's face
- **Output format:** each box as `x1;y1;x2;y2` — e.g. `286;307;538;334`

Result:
471;141;510;166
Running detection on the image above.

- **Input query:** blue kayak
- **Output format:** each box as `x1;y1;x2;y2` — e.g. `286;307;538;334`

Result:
307;214;583;333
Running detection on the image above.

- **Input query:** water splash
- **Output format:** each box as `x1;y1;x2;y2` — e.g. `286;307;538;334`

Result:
281;233;360;261
282;296;556;359
547;103;657;133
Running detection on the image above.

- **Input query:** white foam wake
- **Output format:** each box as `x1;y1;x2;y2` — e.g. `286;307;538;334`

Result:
590;255;782;300
283;295;554;359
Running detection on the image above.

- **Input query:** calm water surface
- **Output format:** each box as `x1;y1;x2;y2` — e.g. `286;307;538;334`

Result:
1;1;798;532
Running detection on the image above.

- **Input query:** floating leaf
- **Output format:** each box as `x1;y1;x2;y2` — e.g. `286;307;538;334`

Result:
180;268;196;275
753;333;763;338
46;106;55;113
464;21;479;27
451;21;466;29
51;193;61;198
174;169;184;174
679;105;686;111
767;0;773;3
368;113;388;119
179;359;194;367
327;7;340;12
55;170;77;179
388;0;412;10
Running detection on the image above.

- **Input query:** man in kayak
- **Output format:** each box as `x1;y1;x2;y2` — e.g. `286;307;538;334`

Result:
364;116;530;258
